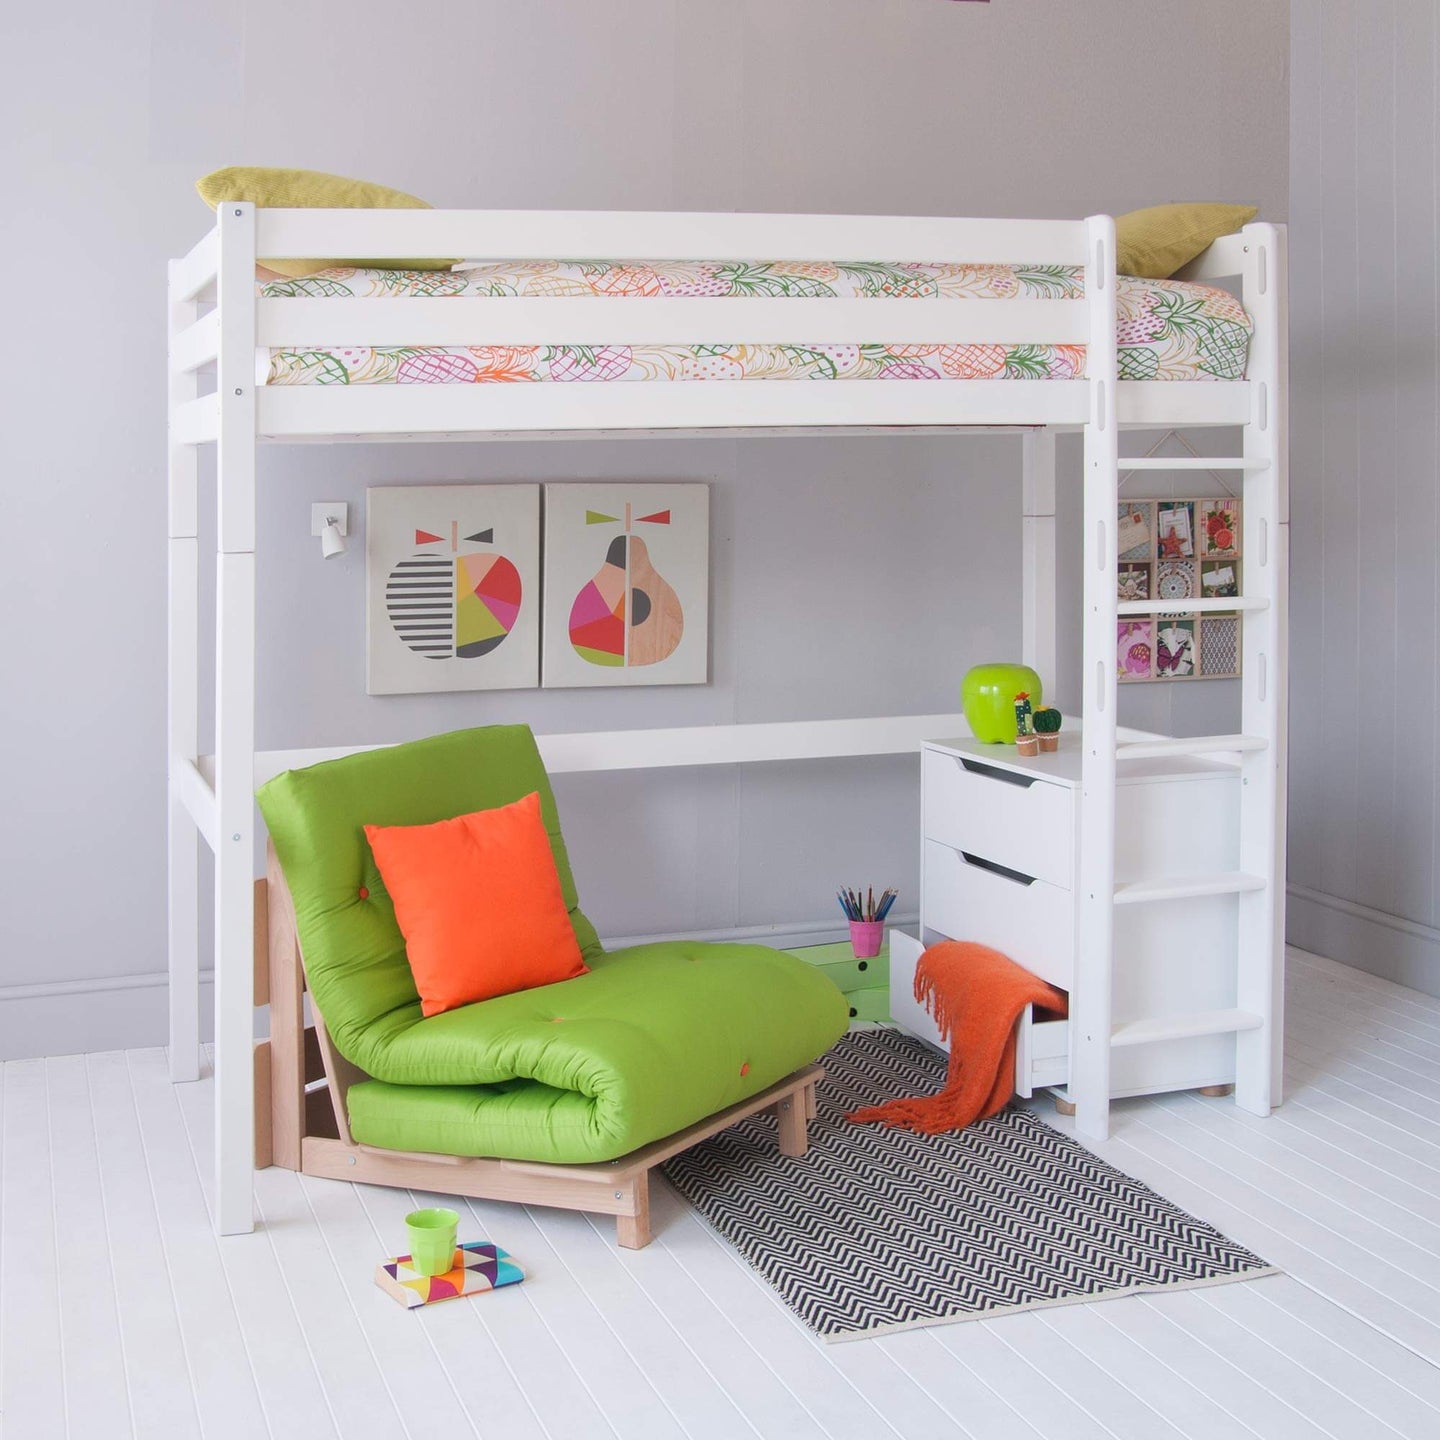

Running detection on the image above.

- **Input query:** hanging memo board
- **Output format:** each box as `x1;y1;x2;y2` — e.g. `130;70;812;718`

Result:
1115;498;1241;683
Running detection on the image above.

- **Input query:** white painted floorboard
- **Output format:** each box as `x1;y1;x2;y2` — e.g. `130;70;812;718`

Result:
5;948;1440;1440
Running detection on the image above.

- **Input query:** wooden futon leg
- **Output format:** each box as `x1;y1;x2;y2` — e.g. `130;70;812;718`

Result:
776;1092;810;1158
615;1173;652;1250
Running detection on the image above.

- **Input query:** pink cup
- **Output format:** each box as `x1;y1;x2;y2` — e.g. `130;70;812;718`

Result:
849;920;884;959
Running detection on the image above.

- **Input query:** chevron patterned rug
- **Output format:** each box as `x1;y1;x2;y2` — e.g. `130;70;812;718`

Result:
663;1029;1276;1341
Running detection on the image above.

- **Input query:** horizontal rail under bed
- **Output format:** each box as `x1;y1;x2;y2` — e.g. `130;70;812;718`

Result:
174;379;1254;444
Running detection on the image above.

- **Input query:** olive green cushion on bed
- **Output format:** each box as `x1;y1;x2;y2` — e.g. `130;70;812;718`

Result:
257;725;848;1164
195;165;456;276
1114;203;1258;279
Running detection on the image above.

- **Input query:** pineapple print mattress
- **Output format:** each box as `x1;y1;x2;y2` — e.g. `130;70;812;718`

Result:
259;260;1252;386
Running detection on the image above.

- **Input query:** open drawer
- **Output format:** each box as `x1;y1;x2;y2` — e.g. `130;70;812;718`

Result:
1015;1003;1070;1097
892;928;1236;1101
890;927;1070;1096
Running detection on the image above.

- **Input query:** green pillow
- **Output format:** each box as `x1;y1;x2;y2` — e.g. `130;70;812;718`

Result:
1114;203;1258;279
195;165;455;276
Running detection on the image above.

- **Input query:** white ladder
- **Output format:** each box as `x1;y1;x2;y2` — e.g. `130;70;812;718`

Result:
1071;220;1288;1142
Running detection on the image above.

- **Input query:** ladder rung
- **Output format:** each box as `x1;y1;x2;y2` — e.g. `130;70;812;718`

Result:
1116;597;1270;617
1116;734;1268;760
1111;1008;1265;1048
1114;871;1268;905
1119;457;1269;471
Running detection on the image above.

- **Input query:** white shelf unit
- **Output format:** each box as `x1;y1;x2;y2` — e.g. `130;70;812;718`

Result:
893;733;1259;1104
167;206;1288;1234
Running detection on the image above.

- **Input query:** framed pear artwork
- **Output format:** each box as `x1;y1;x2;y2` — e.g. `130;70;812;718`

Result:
541;483;709;687
366;484;540;694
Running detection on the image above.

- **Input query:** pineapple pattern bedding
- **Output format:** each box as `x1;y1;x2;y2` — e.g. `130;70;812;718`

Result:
260;260;1251;386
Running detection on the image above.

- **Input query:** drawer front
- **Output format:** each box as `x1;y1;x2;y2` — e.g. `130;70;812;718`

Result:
922;750;1074;890
888;927;946;1051
923;839;1075;991
808;952;889;994
846;986;892;1024
782;942;888;996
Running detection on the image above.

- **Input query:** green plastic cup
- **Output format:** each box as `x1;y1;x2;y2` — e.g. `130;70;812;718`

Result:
404;1207;459;1277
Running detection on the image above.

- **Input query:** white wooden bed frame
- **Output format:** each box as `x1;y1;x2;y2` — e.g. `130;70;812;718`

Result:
167;206;1288;1235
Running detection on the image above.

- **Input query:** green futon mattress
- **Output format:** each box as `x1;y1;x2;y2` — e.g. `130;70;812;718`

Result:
344;939;847;1164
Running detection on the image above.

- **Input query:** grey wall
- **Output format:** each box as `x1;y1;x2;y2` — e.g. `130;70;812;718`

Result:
1286;1;1440;994
0;0;1290;1059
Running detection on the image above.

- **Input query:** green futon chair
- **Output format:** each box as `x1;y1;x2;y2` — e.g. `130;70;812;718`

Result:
255;724;848;1247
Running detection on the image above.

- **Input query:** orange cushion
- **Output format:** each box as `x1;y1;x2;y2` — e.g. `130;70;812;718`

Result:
364;793;588;1017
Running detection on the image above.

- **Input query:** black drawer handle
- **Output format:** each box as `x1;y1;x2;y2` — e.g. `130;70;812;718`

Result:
960;850;1037;886
959;757;1037;789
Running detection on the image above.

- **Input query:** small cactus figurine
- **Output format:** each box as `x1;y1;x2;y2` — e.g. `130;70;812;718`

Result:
1014;692;1039;754
1032;707;1063;751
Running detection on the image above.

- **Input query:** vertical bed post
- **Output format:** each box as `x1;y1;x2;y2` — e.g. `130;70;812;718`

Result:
1021;430;1058;690
214;202;259;1234
167;263;202;1083
1073;216;1119;1141
1235;222;1288;1115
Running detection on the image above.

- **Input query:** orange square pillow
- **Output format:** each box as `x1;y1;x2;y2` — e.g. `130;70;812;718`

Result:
364;792;588;1016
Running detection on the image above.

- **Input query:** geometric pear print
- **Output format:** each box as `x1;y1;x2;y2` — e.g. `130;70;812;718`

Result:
542;483;708;688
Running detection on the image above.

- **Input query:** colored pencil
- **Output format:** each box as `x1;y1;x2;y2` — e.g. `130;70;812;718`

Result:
836;885;898;923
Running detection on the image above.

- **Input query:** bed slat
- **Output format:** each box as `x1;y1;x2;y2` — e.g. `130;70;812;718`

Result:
255;208;1091;267
257;377;1095;436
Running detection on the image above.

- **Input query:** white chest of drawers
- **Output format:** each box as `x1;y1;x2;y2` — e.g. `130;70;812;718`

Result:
891;732;1244;1100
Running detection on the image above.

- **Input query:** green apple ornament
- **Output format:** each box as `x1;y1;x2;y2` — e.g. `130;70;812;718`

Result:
961;663;1044;744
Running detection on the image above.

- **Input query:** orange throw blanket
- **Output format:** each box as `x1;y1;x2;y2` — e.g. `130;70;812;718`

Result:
848;940;1068;1133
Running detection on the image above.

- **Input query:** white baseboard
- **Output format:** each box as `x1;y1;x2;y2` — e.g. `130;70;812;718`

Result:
0;912;917;1061
0;971;216;1062
1287;883;1440;999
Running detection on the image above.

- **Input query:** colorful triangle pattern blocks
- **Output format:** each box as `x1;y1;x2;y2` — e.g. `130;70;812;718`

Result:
375;1240;524;1309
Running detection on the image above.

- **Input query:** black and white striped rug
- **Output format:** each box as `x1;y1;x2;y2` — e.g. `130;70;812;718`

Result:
663;1030;1276;1342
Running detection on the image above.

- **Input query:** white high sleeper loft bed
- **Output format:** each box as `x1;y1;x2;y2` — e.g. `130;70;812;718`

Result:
167;206;1288;1236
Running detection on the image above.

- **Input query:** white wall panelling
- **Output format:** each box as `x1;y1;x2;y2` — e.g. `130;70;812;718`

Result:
1286;0;1440;995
